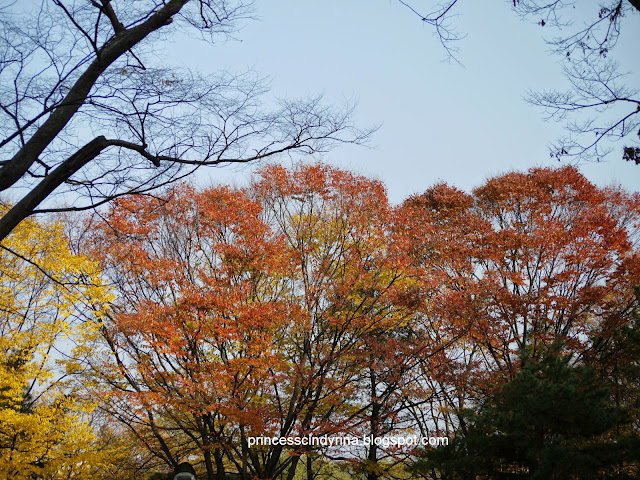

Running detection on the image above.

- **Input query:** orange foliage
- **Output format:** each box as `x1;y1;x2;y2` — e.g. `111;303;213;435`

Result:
87;164;640;479
404;166;640;386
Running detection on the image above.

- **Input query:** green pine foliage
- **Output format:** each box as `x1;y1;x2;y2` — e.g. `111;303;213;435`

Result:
416;342;639;479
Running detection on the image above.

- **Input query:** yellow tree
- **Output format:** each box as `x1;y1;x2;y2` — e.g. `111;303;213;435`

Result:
0;207;115;479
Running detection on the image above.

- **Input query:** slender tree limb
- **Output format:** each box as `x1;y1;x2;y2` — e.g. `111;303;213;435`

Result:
0;136;109;242
0;0;189;193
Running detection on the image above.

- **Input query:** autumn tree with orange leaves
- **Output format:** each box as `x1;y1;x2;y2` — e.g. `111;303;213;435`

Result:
83;164;445;480
250;165;445;480
403;165;640;447
84;184;296;480
79;163;640;480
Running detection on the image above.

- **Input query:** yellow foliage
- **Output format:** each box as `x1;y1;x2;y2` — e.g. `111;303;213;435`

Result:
0;208;114;479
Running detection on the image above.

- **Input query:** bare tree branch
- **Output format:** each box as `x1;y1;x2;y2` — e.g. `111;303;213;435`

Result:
0;1;373;243
513;0;640;163
395;0;464;63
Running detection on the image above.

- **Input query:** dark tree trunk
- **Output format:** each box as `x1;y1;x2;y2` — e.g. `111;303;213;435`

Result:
204;448;216;480
367;367;380;480
214;448;226;480
306;454;313;480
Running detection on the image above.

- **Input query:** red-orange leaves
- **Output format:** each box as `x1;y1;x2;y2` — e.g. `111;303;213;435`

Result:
87;163;640;479
89;183;292;470
406;166;640;381
91;165;418;479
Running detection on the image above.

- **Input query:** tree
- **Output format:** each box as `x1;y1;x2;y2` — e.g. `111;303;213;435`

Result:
0;0;371;243
401;166;640;447
250;164;442;480
416;343;637;480
588;286;640;463
79;163;640;478
398;0;640;163
0;206;115;479
83;163;439;480
85;184;293;480
406;166;640;378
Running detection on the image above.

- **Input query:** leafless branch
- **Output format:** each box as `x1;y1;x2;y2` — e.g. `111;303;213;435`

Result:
396;0;464;63
0;1;373;242
514;0;640;162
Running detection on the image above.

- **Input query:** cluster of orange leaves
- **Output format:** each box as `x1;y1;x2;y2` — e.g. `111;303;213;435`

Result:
85;163;640;477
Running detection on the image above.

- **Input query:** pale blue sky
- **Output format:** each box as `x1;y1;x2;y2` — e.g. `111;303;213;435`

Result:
165;0;640;204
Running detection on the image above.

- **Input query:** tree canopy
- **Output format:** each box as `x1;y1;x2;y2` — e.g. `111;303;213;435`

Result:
71;162;640;479
416;343;638;479
0;206;116;479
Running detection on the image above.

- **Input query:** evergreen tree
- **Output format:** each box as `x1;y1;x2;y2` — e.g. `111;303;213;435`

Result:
416;343;637;479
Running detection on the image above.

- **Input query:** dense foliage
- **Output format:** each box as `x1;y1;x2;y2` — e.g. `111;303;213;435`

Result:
0;208;118;479
416;343;639;479
1;163;639;479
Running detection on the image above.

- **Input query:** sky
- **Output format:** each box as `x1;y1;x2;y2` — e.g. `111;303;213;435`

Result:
164;0;640;205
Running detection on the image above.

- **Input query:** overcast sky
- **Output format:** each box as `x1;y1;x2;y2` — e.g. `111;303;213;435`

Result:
164;0;640;204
